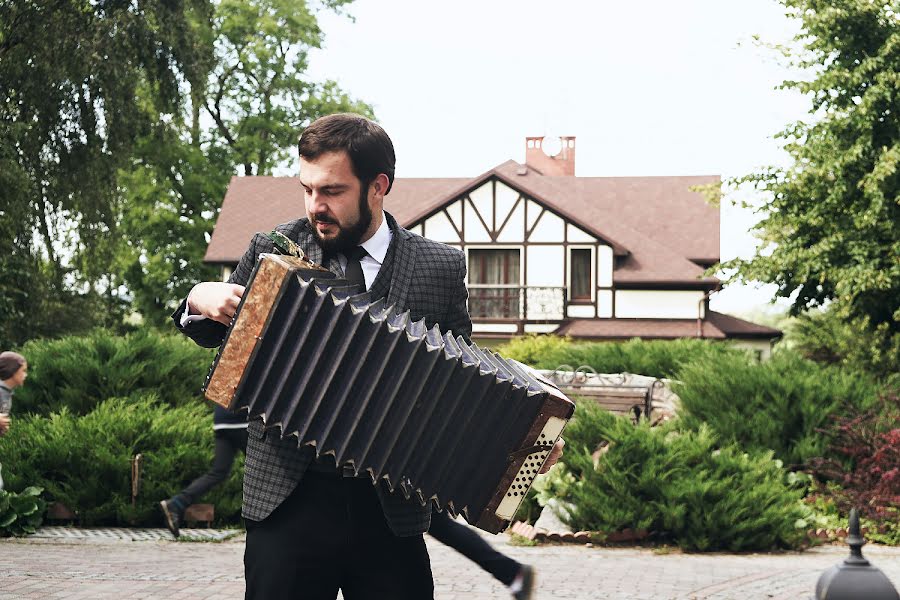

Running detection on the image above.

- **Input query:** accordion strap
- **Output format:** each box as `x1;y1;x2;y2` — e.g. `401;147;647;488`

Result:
507;444;555;462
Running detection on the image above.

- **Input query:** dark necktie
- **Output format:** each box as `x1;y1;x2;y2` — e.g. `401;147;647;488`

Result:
343;246;368;291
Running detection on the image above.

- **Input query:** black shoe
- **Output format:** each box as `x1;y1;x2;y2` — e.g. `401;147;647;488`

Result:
512;565;535;600
159;500;182;538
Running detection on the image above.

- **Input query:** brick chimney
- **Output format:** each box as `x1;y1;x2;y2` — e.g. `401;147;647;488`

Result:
524;136;576;176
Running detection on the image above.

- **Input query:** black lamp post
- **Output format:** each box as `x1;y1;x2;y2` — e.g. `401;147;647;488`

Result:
814;508;899;599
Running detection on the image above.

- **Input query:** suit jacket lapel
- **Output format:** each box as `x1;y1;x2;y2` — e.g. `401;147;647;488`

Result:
384;213;417;311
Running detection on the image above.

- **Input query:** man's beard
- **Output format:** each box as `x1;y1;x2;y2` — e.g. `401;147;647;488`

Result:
311;186;373;255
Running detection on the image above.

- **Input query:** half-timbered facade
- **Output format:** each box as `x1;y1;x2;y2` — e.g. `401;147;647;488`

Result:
203;136;781;356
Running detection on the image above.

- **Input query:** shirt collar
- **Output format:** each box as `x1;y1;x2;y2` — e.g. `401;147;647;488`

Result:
359;211;392;265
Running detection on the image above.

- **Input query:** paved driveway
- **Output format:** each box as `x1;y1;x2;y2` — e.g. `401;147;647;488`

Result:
2;528;899;599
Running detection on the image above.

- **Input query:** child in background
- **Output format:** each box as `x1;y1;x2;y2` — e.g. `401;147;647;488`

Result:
0;351;28;490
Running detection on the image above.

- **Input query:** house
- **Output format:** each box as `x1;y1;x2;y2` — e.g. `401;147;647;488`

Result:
204;136;781;358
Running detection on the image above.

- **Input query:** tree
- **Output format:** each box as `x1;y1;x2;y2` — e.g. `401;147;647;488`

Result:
0;0;213;345
727;1;899;338
114;0;375;326
206;0;373;176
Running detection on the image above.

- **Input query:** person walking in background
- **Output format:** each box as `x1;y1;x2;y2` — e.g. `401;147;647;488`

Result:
429;508;536;600
159;405;248;537
0;351;28;490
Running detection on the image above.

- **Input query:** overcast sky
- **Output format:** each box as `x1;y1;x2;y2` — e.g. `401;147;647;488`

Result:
301;0;812;315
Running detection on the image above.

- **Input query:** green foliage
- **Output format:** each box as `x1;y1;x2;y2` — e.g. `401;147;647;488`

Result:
807;488;900;546
0;396;242;526
789;309;900;387
1;0;375;341
0;486;47;537
115;123;230;327
206;0;372;175
511;487;541;525
0;0;213;342
560;407;810;551
498;336;742;379
13;329;215;417
726;1;900;330
531;463;577;508
674;351;879;467
512;463;576;525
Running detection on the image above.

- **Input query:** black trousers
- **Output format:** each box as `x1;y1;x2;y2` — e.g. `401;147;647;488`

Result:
428;509;521;586
244;472;433;600
178;427;248;506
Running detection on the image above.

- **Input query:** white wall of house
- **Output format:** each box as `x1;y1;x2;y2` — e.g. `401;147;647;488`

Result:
614;290;706;319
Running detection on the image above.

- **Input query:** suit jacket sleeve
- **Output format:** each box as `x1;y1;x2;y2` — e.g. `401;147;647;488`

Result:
171;233;265;348
443;250;473;343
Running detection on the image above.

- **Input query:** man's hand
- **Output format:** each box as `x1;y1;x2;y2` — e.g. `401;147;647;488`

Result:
187;282;246;325
0;413;10;436
538;438;565;474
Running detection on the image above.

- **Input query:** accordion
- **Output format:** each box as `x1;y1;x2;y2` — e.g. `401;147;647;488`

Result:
203;253;574;533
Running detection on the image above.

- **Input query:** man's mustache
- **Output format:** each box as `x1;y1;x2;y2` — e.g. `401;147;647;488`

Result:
312;214;338;224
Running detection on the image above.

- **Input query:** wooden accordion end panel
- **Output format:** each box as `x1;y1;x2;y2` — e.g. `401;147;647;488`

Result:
203;253;575;534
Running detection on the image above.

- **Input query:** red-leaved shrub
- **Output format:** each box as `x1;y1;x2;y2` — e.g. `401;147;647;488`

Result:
807;394;900;524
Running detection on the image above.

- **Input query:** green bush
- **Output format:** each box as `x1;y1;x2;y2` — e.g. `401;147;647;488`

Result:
0;486;47;537
14;328;216;416
560;403;810;551
0;395;242;526
789;309;900;387
498;336;742;379
674;351;879;467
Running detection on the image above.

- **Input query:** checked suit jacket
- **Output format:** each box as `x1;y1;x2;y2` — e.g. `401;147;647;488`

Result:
173;212;473;537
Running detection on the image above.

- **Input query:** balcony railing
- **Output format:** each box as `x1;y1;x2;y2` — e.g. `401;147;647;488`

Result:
467;285;567;321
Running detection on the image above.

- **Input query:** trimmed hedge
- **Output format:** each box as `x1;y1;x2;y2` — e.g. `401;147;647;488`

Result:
674;351;879;467
500;336;880;467
560;402;811;551
498;335;743;379
13;329;215;416
0;395;242;526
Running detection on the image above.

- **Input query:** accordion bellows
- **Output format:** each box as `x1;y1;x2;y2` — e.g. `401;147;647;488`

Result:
204;254;574;533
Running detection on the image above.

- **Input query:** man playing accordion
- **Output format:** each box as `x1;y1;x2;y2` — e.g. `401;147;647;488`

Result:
173;113;562;600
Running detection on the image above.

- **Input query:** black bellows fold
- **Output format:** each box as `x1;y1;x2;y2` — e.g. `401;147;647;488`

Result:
228;270;561;528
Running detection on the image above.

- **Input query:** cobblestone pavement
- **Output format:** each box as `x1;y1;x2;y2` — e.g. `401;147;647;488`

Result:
2;528;899;599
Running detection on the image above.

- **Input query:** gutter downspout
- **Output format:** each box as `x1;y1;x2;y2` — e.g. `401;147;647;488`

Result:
697;286;719;339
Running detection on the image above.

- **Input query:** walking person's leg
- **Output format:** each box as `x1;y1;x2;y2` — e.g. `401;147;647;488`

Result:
161;428;243;536
428;509;534;599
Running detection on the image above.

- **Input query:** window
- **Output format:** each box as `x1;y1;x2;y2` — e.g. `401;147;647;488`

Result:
570;248;592;301
468;249;520;318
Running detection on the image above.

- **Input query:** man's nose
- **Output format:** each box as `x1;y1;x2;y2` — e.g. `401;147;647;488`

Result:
309;191;329;212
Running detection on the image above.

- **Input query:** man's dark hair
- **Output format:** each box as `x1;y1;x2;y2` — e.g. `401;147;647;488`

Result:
298;113;395;194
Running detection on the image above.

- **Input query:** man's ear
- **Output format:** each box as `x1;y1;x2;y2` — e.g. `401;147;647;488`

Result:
371;173;391;199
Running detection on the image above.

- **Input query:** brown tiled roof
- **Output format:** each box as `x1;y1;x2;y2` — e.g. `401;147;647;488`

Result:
705;311;783;339
555;311;782;340
204;163;720;289
205;176;466;263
